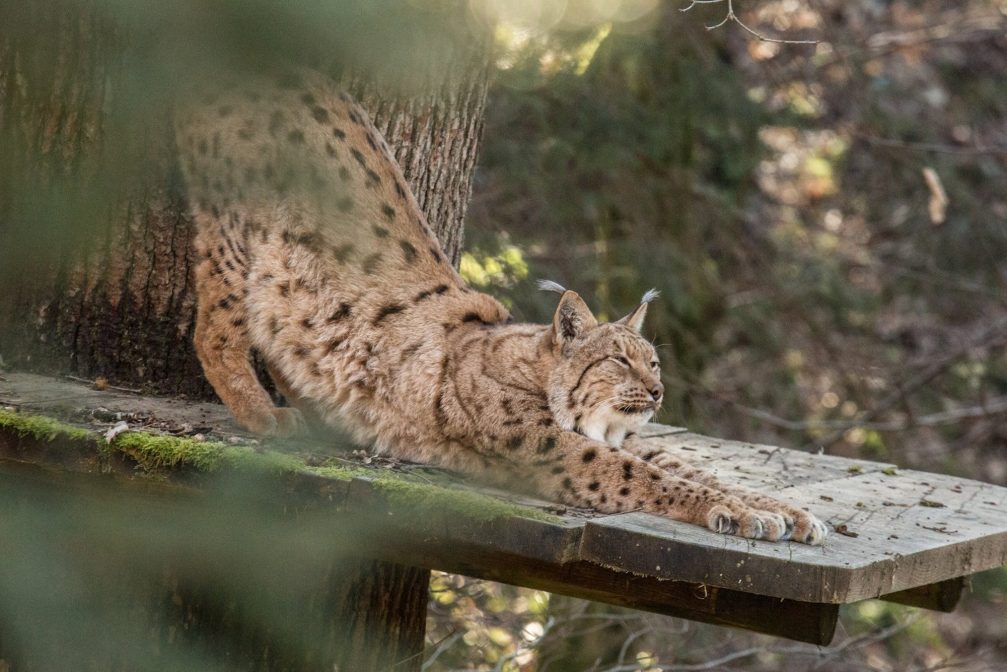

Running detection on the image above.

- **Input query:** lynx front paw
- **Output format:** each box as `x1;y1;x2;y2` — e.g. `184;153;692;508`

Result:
792;511;829;546
706;504;778;540
751;510;788;541
759;503;828;545
740;495;828;545
704;501;797;542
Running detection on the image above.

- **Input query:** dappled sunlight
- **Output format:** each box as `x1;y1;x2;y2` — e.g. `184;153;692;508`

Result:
425;572;551;669
462;1;1007;664
469;0;658;34
2;0;1006;670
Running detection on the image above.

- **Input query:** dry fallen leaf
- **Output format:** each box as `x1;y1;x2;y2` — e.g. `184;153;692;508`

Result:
834;523;859;538
922;167;948;224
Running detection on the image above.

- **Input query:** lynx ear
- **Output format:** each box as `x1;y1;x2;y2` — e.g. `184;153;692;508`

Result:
552;290;598;351
617;288;659;333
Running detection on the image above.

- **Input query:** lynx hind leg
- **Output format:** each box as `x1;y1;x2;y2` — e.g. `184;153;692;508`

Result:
622;437;827;545
265;362;324;431
192;226;303;437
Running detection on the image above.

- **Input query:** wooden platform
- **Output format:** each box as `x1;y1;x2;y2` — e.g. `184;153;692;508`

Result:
2;371;1006;646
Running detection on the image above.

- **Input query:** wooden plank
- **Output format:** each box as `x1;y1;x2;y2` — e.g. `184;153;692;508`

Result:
438;557;839;646
640;432;898;491
779;469;1007;601
3;372;1007;619
638;423;688;438
341;476;838;644
0;456;837;646
578;437;1007;603
0;372;246;436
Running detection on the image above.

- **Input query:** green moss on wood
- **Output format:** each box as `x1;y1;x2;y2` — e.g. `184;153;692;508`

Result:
304;464;368;482
305;464;559;522
367;473;560;523
0;409;559;523
0;408;93;443
111;432;302;474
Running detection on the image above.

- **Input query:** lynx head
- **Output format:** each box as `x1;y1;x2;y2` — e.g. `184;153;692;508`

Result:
539;281;663;448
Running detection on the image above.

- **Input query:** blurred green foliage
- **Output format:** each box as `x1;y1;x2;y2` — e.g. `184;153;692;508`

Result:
467;9;768;421
2;0;1007;670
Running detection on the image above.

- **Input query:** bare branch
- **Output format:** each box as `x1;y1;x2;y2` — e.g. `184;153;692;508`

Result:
679;0;726;13
808;316;1007;449
730;12;819;45
683;0;819;45
855;131;1007;157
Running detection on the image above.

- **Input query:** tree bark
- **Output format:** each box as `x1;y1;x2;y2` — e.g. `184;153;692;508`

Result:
0;0;492;397
0;2;493;670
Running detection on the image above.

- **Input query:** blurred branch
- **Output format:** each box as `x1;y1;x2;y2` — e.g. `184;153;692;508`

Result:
709;392;1007;433
597;612;917;671
808;316;1007;449
865;14;1005;50
416;629;463;671
681;0;819;45
775;10;1006;79
676;312;1007;440
884;260;1007;303
855;131;1007;157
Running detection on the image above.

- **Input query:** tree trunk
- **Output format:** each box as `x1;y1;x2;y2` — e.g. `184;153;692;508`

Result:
0;0;492;397
0;2;493;670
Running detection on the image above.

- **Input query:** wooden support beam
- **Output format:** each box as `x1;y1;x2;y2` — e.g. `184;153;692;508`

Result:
447;557;839;645
881;577;965;612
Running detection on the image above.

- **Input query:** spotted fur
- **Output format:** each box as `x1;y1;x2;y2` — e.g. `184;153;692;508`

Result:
176;69;827;545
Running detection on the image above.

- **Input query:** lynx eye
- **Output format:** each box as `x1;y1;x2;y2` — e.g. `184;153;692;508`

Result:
650;360;660;370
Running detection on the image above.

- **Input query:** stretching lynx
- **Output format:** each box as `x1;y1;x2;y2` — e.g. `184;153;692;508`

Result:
176;70;827;545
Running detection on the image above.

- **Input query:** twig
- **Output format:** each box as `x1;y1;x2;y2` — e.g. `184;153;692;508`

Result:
884;260;1007;301
418;632;464;671
856;131;1007;157
712;394;1007;433
64;374;142;394
807;316;1007;449
602;645;768;671
681;0;819;45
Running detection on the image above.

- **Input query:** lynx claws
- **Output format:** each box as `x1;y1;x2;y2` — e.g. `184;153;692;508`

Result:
754;511;788;541
708;506;777;540
708;505;739;535
800;517;830;546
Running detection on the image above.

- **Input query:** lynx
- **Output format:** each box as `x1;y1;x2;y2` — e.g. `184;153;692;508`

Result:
176;70;827;544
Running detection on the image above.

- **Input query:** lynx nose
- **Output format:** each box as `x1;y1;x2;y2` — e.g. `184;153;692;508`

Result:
649;383;664;401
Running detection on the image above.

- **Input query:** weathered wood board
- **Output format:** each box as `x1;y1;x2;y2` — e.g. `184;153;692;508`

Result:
580;432;1007;603
2;371;1006;646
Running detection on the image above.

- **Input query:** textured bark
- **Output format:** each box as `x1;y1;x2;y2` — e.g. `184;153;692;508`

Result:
142;559;430;672
0;1;492;398
0;2;491;669
345;37;493;267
